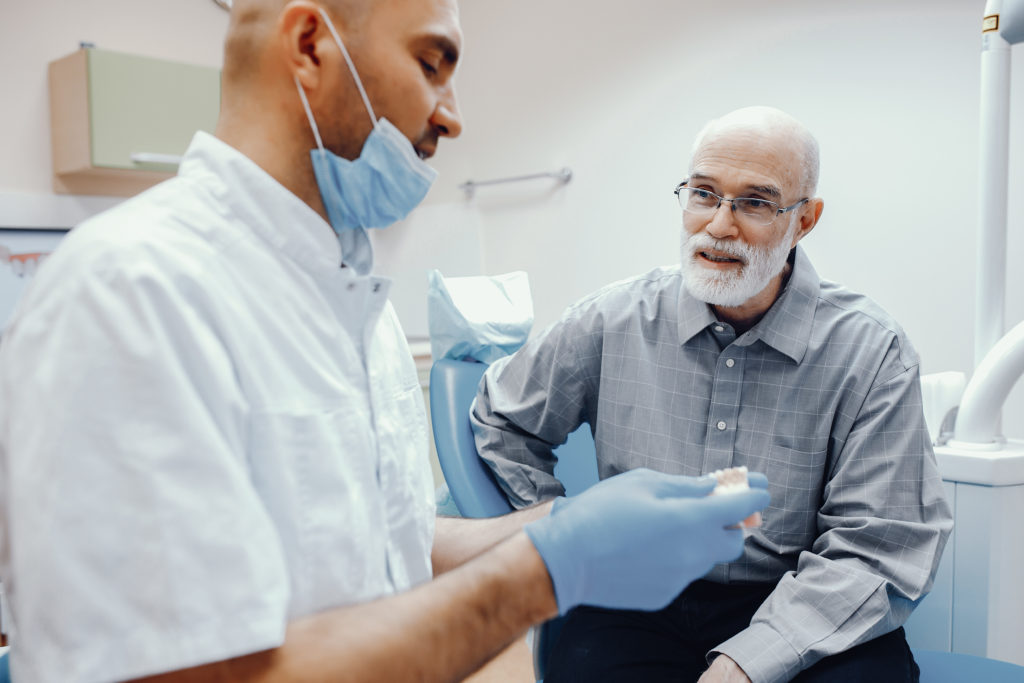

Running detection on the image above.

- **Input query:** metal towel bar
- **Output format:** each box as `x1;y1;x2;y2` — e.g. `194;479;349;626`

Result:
459;167;572;197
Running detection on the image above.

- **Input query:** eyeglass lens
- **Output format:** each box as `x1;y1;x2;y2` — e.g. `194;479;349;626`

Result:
677;188;778;226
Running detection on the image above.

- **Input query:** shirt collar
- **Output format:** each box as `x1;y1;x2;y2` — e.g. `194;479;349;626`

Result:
176;131;344;276
748;246;819;364
678;278;719;344
676;245;820;364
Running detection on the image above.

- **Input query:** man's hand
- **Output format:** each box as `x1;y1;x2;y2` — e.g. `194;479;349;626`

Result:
524;468;770;614
698;654;752;683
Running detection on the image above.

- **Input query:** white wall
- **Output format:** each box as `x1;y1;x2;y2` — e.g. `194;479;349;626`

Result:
423;0;1024;439
1;0;1021;438
0;0;229;195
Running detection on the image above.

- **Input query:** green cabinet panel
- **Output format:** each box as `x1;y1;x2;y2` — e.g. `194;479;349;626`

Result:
86;49;221;171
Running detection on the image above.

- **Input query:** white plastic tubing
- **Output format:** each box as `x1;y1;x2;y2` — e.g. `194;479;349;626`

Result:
955;319;1024;444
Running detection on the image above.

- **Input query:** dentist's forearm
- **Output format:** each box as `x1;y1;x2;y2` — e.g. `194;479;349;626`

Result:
132;532;557;683
432;499;554;575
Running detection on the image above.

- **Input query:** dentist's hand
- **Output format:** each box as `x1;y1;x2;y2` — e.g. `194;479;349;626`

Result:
524;468;770;614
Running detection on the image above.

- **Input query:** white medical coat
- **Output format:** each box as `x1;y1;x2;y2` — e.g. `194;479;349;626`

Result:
0;132;436;682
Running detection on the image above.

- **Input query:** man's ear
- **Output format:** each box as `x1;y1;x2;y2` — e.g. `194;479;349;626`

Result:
278;0;333;92
792;198;824;246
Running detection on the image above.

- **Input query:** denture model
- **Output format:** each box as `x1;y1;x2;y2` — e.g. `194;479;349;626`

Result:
710;466;762;529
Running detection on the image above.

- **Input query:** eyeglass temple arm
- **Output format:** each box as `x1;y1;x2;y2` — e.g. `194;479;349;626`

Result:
778;198;810;215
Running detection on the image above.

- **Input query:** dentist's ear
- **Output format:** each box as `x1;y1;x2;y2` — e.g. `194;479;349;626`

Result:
279;1;332;92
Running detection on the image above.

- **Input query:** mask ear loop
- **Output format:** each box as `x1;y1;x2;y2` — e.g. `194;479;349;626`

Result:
317;6;378;127
294;75;327;153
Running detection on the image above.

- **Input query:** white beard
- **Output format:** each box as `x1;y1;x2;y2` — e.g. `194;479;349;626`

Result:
680;223;797;307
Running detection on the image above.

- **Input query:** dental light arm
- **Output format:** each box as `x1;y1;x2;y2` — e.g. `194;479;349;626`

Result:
957;0;1024;445
952;320;1024;446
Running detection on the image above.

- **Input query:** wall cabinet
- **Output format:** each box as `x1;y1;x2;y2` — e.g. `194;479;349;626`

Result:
48;48;220;197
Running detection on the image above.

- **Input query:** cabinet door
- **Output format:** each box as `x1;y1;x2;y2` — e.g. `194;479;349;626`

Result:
87;49;221;172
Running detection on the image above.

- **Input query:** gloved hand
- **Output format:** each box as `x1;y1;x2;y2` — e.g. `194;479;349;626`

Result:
524;468;770;614
746;471;769;490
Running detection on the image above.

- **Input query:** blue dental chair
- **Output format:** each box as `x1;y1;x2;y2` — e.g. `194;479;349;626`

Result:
428;357;598;680
429;358;599;518
914;650;1024;681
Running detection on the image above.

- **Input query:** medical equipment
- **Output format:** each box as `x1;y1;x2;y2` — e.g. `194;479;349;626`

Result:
904;0;1024;667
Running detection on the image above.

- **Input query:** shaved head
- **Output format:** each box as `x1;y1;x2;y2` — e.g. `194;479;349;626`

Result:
213;0;463;225
690;106;820;196
222;0;371;91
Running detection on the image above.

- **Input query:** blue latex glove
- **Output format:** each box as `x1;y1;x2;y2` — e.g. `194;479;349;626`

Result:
747;471;769;490
525;468;771;614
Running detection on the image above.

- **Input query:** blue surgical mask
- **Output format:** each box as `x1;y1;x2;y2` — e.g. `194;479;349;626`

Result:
295;7;438;274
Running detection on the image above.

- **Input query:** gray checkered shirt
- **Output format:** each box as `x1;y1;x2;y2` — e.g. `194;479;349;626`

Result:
471;247;952;683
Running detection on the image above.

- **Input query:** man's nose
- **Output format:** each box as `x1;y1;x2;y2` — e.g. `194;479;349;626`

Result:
704;201;740;239
432;83;463;139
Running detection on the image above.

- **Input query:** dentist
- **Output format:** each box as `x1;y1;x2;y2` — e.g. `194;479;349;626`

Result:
0;1;768;682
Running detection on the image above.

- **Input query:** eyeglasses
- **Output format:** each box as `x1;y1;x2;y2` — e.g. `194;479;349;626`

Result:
674;182;808;228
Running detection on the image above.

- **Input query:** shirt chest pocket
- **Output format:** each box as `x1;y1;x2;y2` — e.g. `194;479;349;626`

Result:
754;443;828;555
375;384;429;483
249;408;389;610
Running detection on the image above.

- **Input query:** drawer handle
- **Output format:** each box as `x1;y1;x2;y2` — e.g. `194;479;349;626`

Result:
130;152;183;167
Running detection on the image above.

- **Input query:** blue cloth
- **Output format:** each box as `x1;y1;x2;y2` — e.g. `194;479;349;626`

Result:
427;270;533;364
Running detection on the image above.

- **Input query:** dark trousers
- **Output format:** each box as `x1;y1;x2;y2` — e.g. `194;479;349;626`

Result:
546;580;919;683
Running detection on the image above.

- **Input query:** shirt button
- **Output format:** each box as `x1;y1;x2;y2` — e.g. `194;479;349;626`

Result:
725;358;735;368
714;325;725;332
716;420;727;431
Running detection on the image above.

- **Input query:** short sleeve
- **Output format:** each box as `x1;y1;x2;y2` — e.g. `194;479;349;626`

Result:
0;253;290;682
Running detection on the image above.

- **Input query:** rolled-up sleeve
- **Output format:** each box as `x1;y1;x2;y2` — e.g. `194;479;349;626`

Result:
714;362;953;683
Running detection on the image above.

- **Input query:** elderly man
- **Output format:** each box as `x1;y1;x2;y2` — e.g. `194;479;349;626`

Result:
0;2;770;682
472;106;952;683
